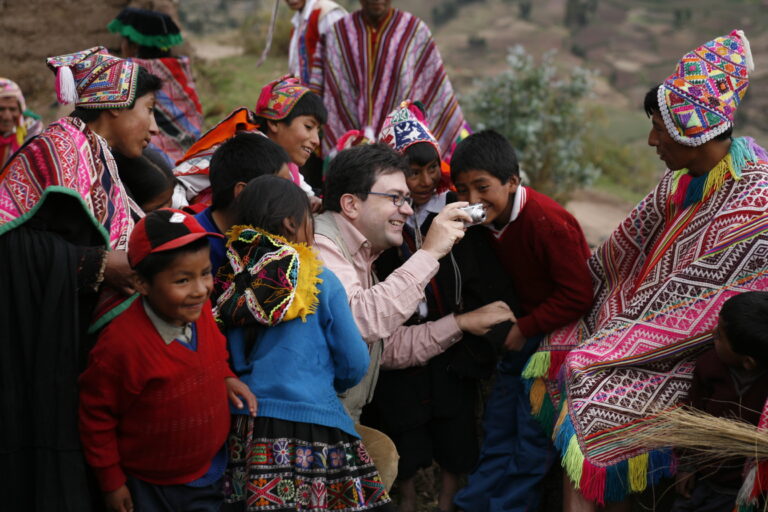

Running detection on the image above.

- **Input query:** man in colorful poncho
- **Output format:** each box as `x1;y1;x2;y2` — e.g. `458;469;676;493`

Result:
522;30;768;510
285;0;346;85
0;46;160;510
308;0;466;160
109;6;203;163
0;78;43;167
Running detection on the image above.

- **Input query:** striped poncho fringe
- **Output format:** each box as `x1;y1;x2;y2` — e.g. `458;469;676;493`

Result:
522;137;768;503
308;9;466;160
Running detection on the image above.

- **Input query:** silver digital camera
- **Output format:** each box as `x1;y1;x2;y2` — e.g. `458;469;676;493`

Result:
459;203;487;226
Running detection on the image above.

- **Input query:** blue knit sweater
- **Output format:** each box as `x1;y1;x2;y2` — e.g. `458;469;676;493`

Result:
226;268;369;437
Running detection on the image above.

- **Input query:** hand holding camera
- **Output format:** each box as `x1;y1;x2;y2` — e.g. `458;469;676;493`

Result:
421;201;486;260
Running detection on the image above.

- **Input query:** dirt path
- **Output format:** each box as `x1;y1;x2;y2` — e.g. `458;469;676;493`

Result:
567;188;635;247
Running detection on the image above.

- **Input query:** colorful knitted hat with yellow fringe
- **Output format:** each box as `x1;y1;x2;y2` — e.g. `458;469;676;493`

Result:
659;30;754;147
255;75;310;121
214;226;321;327
46;46;139;109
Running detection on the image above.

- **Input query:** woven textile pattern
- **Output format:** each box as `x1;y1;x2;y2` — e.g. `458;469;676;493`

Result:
660;30;750;146
131;57;203;163
535;139;768;471
0;116;132;249
309;9;465;160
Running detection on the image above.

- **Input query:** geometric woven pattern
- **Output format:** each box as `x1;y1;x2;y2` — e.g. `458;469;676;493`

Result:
130;56;203;162
379;99;440;155
223;416;392;511
0;116;132;250
659;30;751;147
536;137;768;471
46;46;139;109
255;75;310;122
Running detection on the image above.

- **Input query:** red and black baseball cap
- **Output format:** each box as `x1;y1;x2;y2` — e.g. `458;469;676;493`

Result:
128;209;224;267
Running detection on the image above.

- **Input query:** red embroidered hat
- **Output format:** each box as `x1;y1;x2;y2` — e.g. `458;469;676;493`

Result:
128;208;223;267
254;75;309;121
46;46;140;109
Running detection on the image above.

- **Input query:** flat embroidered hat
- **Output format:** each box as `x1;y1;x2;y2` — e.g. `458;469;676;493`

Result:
46;46;140;109
128;208;223;267
108;7;183;49
378;100;440;155
254;75;310;121
658;30;754;147
0;78;26;114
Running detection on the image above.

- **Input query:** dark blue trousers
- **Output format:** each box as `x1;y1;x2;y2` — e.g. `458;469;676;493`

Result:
454;337;554;512
126;475;223;512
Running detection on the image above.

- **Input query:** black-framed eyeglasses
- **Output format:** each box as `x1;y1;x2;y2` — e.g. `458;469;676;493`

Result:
367;192;414;207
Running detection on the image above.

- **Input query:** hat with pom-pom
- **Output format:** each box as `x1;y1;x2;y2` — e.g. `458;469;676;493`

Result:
378;100;440;155
46;46;139;109
658;30;754;147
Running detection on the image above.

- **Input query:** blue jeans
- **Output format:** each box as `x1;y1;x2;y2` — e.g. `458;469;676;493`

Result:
454;337;553;512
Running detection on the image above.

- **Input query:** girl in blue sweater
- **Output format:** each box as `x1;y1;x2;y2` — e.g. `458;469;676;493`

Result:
216;175;394;511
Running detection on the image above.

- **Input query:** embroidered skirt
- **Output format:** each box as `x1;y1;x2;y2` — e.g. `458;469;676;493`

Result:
222;415;393;511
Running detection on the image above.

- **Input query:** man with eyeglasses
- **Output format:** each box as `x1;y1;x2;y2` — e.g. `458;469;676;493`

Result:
314;143;514;422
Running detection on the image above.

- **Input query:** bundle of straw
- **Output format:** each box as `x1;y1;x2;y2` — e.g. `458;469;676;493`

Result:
635;406;768;460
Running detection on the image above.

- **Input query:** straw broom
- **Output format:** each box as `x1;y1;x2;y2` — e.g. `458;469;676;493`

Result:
635;406;768;460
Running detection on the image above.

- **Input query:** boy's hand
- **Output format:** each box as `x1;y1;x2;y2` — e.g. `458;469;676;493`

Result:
421;202;471;260
675;471;695;498
503;323;526;351
456;301;515;336
226;377;258;416
104;250;137;295
104;484;133;512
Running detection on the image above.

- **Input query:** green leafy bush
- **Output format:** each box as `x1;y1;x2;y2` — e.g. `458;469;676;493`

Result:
468;46;600;201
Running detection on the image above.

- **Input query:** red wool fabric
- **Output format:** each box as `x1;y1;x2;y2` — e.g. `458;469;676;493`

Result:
487;188;593;337
78;299;234;492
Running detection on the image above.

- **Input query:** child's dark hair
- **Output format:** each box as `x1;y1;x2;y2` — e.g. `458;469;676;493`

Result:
719;291;768;365
254;91;328;129
643;85;732;141
235;175;310;238
404;142;440;167
133;237;210;282
209;133;291;211
70;66;162;123
115;148;175;210
450;130;519;184
323;143;411;212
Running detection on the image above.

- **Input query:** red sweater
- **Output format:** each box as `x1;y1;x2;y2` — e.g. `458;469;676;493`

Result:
78;298;234;492
486;187;593;337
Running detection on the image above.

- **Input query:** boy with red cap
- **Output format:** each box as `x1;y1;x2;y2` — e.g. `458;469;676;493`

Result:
78;209;256;512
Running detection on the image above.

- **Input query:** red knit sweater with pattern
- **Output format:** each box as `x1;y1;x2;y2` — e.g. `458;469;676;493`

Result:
485;187;593;337
78;298;234;492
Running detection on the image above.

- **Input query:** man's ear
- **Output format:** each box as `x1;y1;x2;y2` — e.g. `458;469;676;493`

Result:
508;174;521;194
743;356;759;371
339;193;360;219
107;108;121;119
282;217;298;239
265;119;280;136
232;181;248;201
134;273;151;297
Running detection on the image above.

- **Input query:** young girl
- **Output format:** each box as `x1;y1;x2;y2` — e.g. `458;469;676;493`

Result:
114;148;176;212
216;175;394;511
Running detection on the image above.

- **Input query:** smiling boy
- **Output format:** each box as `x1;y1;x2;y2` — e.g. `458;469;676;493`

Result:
451;130;593;512
79;209;255;512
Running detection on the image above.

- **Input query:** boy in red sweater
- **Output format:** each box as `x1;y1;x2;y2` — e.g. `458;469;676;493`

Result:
79;209;256;512
451;130;594;512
